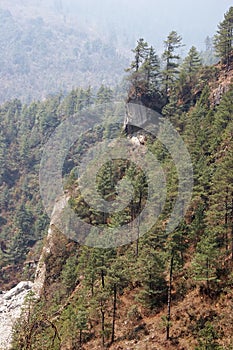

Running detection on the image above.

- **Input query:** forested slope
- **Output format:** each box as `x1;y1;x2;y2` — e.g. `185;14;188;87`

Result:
7;58;233;350
0;6;128;103
0;6;233;350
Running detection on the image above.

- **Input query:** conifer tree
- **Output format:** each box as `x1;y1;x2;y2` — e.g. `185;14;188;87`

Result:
61;254;79;294
141;46;160;93
125;38;150;95
127;38;149;73
107;257;129;344
177;47;202;108
162;31;183;98
207;117;233;257
192;231;219;294
214;6;233;67
164;225;188;339
137;244;167;310
181;46;202;82
96;85;113;104
0;131;6;185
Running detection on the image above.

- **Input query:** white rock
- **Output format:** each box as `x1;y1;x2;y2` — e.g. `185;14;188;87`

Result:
0;281;33;350
130;136;141;146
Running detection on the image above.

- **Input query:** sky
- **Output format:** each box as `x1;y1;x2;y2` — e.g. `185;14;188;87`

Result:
61;0;233;51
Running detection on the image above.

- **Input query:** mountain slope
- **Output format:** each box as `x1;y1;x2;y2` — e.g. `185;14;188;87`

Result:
0;6;128;103
4;61;232;350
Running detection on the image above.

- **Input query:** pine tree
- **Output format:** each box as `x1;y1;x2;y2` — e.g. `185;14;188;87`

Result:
162;31;183;97
213;88;233;145
192;231;219;294
181;46;202;82
136;244;167;310
61;254;79;294
96;289;111;347
202;36;216;65
207;115;233;258
205;36;213;52
164;225;188;339
107;257;129;344
0;131;6;185
61;300;88;349
127;38;149;73
214;6;233;68
189;203;206;247
96;85;113;104
141;46;160;93
125;38;150;95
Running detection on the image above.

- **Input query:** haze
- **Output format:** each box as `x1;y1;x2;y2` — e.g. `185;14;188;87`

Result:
0;0;232;101
1;0;232;50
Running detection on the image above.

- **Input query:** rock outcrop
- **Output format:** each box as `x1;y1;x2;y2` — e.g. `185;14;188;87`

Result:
0;281;33;350
33;195;70;297
210;60;233;106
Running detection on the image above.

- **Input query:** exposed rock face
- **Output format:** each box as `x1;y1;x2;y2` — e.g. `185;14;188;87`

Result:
33;195;70;297
0;281;33;350
32;226;53;297
124;95;165;136
129;135;146;147
210;61;233;106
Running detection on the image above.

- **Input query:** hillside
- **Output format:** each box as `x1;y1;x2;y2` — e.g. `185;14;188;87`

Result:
0;6;233;350
1;0;231;104
0;4;128;103
0;57;231;350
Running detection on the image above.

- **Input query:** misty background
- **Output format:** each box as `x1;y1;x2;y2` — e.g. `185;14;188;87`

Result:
0;0;232;102
2;0;233;48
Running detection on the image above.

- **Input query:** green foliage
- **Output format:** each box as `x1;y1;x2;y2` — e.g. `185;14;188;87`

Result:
192;231;219;291
61;303;88;348
189;203;206;246
127;38;149;73
182;46;202;76
162;31;183;96
136;245;167;309
126;38;161;97
213;88;233;143
96;85;113;104
0;86;122;273
178;46;202;105
214;6;233;66
3;11;233;348
142;46;160;93
195;321;222;350
61;254;79;293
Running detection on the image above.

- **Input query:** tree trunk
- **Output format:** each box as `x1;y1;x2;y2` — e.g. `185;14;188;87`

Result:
111;284;117;344
166;252;174;340
79;329;82;346
91;276;94;297
206;257;210;294
135;192;142;257
135;216;140;258
224;189;229;251
101;265;105;289
231;194;233;261
101;306;105;347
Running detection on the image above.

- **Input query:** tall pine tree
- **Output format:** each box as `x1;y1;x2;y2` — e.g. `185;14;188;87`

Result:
214;6;233;68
